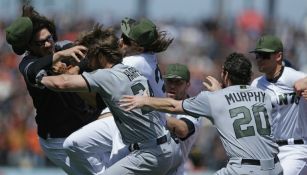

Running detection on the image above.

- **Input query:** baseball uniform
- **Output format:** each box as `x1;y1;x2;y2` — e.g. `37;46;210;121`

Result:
63;53;177;174
79;63;179;175
167;113;202;175
182;85;283;175
19;40;101;175
251;66;307;175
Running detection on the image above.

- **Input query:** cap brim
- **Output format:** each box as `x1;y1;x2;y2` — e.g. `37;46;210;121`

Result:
164;75;184;79
249;48;275;53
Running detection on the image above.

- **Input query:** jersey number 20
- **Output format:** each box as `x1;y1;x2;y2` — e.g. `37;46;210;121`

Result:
229;105;271;139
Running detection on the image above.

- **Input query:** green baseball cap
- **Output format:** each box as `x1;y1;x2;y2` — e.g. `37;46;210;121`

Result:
5;17;33;55
164;64;190;81
121;17;158;46
250;35;283;53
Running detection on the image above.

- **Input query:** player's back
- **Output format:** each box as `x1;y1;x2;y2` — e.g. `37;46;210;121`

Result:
82;64;166;144
211;85;278;159
183;85;279;160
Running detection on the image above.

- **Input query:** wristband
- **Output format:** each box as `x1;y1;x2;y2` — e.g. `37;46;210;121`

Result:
179;117;195;141
35;70;47;89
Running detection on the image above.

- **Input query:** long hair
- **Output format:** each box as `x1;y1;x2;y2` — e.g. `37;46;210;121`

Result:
122;29;173;54
76;24;122;65
22;5;57;43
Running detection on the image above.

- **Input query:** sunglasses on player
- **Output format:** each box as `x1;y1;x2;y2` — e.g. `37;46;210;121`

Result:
35;35;54;47
255;52;272;60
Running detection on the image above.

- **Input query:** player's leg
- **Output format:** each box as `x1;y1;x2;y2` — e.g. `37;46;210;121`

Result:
108;129;129;167
165;139;183;175
101;134;180;175
278;145;307;175
63;116;118;175
39;137;78;175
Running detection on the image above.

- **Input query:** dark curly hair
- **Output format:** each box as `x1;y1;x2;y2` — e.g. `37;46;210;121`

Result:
22;5;58;43
122;30;173;53
76;24;122;64
223;52;252;85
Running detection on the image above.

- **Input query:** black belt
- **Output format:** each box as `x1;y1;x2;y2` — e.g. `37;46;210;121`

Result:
38;131;70;139
276;139;304;146
129;135;168;152
241;156;279;166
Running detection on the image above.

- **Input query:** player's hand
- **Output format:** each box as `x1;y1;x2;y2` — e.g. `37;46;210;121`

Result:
54;45;87;63
52;61;67;74
203;76;222;92
119;95;147;111
294;78;307;100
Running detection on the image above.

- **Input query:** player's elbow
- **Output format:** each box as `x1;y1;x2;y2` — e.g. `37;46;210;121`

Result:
174;120;189;138
52;80;69;90
167;99;184;114
175;127;189;138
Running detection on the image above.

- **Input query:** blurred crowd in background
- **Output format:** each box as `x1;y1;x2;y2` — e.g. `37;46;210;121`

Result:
0;0;307;174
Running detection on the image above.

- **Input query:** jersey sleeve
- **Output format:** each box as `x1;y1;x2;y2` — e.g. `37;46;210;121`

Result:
82;70;115;98
19;55;53;87
182;91;212;118
285;68;307;84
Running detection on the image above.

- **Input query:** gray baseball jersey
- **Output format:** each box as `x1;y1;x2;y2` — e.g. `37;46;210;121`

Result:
82;63;166;144
251;66;307;140
182;85;279;160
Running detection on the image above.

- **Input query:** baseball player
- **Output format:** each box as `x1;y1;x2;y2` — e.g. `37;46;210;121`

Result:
250;35;307;175
120;52;283;175
5;6;102;175
60;17;183;174
40;25;181;175
163;63;202;175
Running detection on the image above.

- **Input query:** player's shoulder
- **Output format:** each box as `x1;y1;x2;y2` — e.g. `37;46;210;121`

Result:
123;53;156;64
123;55;146;64
251;76;265;85
283;66;306;78
280;67;306;85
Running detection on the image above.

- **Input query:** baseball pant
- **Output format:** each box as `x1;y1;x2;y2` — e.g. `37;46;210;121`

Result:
216;157;283;175
63;116;128;175
99;133;182;175
278;144;307;175
39;137;77;175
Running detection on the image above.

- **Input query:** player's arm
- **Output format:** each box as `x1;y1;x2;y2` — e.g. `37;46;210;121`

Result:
294;77;307;100
203;76;222;92
166;116;195;139
120;96;185;114
20;45;87;86
40;74;89;92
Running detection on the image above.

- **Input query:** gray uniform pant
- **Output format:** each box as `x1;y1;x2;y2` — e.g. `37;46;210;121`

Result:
99;134;182;175
215;157;283;175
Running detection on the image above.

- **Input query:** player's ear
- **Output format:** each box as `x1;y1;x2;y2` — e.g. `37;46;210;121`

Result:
275;51;283;62
136;46;144;53
224;71;229;85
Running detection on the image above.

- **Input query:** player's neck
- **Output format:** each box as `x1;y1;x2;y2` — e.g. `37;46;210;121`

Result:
266;65;283;82
104;62;114;69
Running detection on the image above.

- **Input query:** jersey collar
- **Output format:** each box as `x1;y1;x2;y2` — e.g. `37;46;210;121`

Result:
266;66;284;83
